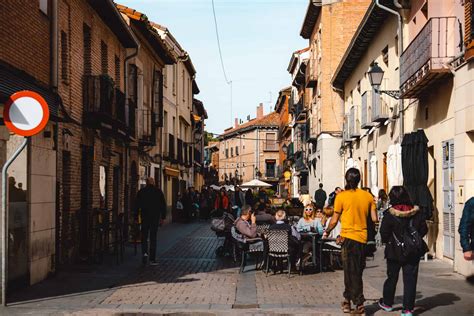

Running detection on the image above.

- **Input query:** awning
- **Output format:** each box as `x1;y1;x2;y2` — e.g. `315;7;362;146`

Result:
164;166;179;177
0;66;59;117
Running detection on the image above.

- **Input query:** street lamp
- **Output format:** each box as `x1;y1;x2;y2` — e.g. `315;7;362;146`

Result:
255;166;259;179
282;143;288;154
367;62;401;100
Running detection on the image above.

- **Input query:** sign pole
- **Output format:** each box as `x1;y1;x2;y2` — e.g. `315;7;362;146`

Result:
1;137;28;305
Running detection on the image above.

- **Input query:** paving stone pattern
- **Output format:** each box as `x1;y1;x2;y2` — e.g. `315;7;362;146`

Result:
3;222;474;315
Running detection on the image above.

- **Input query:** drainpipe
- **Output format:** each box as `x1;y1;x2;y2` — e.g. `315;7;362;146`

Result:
375;0;404;140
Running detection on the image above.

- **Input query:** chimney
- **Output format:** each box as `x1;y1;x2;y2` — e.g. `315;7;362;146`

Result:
256;103;264;119
234;118;239;128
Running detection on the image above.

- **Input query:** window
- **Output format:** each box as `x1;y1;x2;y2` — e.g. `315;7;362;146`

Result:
153;70;163;127
115;55;121;87
182;69;185;101
236;146;239;156
357;80;361;93
231;148;233;157
265;160;276;178
225;149;229;158
101;41;108;74
39;0;48;15
382;46;389;66
172;65;177;95
60;31;68;83
164;111;168;131
83;24;92;75
163;66;168;88
265;133;277;151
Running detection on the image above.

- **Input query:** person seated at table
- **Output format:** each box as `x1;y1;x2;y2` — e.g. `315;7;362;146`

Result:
269;210;301;267
255;202;275;224
296;203;324;234
234;205;257;239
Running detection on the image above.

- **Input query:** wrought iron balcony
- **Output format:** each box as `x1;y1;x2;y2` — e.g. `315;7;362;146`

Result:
83;75;133;137
400;17;460;98
138;109;155;146
294;151;307;172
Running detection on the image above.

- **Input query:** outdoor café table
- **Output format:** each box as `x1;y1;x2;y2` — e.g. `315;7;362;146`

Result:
299;232;319;267
318;238;338;272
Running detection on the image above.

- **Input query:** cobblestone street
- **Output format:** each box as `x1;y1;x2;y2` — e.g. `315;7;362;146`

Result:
3;222;473;315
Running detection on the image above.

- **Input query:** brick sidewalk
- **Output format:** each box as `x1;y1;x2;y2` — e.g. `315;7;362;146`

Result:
3;222;473;315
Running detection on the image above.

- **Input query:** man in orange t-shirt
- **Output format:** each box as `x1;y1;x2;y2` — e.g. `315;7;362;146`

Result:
323;168;377;314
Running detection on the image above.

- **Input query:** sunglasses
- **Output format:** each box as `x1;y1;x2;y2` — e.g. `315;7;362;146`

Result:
304;208;313;212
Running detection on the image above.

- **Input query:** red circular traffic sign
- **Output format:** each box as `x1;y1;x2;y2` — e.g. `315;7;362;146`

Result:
3;91;50;137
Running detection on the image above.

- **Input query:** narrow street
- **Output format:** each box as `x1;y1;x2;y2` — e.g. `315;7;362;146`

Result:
3;222;473;316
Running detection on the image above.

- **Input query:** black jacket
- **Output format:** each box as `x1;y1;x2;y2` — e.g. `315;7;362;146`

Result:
459;197;474;252
314;189;327;207
136;185;167;223
380;205;428;261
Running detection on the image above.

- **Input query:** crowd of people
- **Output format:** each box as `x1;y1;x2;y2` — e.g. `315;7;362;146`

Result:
134;173;474;316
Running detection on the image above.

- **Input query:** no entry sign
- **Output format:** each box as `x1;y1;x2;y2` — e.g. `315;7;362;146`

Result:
3;91;50;136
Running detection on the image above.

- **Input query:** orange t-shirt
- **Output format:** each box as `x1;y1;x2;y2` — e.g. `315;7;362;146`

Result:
334;189;376;244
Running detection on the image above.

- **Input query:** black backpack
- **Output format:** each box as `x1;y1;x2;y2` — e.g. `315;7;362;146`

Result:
391;217;428;260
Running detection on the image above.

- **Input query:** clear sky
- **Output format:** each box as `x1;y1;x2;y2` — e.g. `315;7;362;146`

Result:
118;0;308;134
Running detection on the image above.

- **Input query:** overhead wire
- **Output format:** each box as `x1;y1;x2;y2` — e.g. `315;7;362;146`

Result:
211;0;233;125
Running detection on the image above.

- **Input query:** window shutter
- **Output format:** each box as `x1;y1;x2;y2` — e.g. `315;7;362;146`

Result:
465;0;474;60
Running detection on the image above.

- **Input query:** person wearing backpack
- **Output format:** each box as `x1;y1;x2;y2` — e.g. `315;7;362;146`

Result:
378;186;428;316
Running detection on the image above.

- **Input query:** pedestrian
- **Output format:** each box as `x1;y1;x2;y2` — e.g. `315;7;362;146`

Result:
327;186;343;207
323;168;378;314
459;196;474;261
378;186;428;316
234;186;245;217
254;202;275;224
135;177;166;266
245;188;254;207
213;188;229;217
314;183;327;211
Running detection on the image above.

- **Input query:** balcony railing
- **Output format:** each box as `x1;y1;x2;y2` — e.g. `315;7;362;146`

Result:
306;57;317;88
177;138;183;164
139;109;155;146
83;75;134;135
349;105;361;138
400;17;460;98
293;99;306;122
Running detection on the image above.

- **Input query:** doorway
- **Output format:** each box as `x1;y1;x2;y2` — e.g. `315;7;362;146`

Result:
442;140;454;259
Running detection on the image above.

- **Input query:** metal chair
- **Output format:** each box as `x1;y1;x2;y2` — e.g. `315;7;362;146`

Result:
265;229;291;278
256;224;270;236
231;226;264;273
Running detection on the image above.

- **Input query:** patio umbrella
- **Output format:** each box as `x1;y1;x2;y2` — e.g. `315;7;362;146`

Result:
401;129;433;219
240;179;272;188
210;184;221;191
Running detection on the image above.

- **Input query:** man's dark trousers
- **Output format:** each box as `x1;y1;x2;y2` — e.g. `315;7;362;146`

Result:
141;219;159;261
341;238;366;305
383;258;419;311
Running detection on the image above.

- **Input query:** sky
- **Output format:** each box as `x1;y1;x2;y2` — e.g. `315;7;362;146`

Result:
118;0;308;135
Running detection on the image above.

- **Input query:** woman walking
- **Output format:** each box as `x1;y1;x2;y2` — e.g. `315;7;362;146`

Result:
378;186;428;316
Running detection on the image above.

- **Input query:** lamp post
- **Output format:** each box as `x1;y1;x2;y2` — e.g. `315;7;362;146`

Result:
282;143;288;155
367;62;401;100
